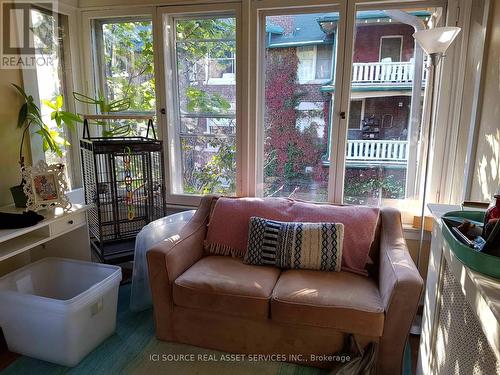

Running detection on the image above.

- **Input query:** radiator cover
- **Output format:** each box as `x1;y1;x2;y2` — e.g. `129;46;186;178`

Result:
432;260;500;374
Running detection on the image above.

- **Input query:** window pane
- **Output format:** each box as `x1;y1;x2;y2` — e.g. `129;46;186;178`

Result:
348;100;363;130
316;44;333;79
263;13;337;202
297;46;315;82
344;9;435;206
98;20;155;112
31;9;72;187
172;16;237;195
380;37;402;62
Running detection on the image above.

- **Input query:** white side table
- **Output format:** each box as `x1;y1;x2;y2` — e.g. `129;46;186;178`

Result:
0;189;91;275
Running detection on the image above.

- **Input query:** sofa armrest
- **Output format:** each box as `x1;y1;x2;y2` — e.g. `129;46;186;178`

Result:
147;195;218;340
378;207;423;375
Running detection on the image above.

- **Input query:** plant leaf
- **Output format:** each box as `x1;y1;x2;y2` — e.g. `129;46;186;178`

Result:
12;83;29;101
17;103;28;128
42;138;49;152
60;111;82;122
27;101;41;119
37;125;56;152
73;92;99;105
42;99;57;110
55;95;63;109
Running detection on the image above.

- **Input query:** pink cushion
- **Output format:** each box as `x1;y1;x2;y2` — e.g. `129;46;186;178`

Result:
205;197;380;275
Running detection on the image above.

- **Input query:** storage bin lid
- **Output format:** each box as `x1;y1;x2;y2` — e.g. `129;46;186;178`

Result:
0;257;121;312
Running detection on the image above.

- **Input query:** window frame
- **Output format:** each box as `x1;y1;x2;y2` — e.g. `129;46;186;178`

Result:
331;0;448;204
251;0;345;201
296;44;334;84
81;8;157;134
378;35;403;62
76;0;484;214
297;45;317;83
347;99;365;130
22;4;81;188
157;3;243;207
92;15;156;118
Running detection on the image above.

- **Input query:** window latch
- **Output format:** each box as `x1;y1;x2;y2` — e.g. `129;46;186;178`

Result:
339;111;346;120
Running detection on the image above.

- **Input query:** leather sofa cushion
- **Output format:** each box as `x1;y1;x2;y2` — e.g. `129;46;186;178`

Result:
174;256;281;318
271;270;385;336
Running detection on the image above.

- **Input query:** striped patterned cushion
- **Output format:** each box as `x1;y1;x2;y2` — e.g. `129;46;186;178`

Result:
244;217;343;272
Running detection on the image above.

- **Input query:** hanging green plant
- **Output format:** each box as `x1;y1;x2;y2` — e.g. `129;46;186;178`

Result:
72;92;132;137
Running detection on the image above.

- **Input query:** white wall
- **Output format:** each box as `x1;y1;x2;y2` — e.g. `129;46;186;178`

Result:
470;0;500;201
0;70;28;206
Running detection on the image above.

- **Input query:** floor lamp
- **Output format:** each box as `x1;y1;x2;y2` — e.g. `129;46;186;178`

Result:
413;26;461;271
409;27;461;335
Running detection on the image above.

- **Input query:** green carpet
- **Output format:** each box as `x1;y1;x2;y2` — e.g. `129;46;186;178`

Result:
3;285;326;375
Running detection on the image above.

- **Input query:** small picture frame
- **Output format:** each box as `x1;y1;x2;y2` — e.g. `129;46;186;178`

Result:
22;161;71;212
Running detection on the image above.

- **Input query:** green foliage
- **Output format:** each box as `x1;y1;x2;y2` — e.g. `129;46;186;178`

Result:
30;10;56;53
176;18;235;41
13;84;82;165
97;18;237;194
80;21;155;137
177;18;237;195
343;169;406;204
101;21;155;112
184;140;236;195
186;88;231;114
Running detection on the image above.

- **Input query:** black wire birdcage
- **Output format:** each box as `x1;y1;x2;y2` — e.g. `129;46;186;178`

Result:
80;116;166;263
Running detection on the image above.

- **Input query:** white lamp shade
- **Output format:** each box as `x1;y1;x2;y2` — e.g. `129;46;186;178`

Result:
413;26;461;55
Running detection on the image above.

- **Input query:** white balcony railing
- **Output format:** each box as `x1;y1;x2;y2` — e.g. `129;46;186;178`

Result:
352;61;427;86
346;139;409;165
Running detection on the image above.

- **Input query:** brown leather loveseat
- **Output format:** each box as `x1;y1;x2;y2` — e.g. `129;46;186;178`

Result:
147;196;423;373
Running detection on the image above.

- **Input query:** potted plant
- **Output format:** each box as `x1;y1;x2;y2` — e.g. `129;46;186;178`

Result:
10;84;82;207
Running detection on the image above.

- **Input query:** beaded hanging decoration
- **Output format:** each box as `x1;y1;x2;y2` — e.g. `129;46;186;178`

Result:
123;146;135;220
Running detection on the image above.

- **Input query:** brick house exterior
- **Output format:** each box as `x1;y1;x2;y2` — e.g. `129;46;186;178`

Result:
266;14;418;144
353;24;415;63
184;11;429;201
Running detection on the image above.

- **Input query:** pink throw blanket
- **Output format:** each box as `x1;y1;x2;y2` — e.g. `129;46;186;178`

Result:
205;197;380;275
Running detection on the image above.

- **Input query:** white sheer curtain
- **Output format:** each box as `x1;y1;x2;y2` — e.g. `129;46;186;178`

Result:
130;210;196;311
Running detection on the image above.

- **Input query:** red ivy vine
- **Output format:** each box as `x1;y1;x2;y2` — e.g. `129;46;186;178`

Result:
264;48;327;193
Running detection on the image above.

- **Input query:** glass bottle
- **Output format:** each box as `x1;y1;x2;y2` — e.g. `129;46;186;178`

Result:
483;192;500;239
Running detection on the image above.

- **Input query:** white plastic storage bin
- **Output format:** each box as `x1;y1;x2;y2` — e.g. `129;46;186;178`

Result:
0;257;122;367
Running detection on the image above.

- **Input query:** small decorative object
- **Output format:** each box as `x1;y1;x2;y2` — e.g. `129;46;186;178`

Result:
361;115;380;140
483;189;500;238
382;114;394;129
484;219;499;244
483;219;500;257
457;220;475;238
21;161;71;212
123;146;135;221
